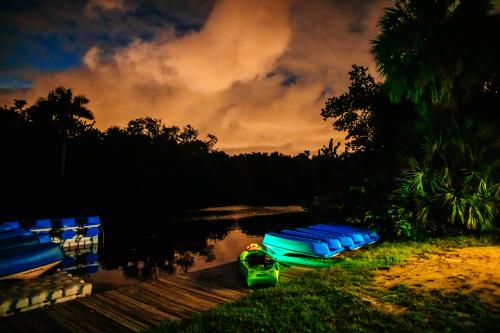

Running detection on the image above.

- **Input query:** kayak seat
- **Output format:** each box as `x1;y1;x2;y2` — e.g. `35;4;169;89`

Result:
245;252;275;269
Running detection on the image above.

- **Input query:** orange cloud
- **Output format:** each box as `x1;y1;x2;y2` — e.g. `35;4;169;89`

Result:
86;0;131;15
0;0;391;155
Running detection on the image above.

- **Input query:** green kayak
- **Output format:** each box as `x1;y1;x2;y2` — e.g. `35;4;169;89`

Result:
238;244;279;288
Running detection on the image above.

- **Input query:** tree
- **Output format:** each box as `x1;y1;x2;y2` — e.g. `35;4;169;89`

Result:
25;87;94;187
371;0;500;114
126;117;165;139
316;65;417;224
321;65;380;153
321;65;414;154
0;99;27;131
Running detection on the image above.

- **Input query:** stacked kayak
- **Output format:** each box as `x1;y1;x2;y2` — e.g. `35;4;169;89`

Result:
238;244;279;288
0;216;102;280
313;224;380;244
263;233;342;258
0;226;63;280
25;216;101;248
262;223;379;265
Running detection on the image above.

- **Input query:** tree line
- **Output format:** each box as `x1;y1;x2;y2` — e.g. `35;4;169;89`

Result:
0;87;352;220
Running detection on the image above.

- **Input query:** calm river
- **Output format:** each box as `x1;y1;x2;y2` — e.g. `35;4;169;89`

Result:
76;205;317;292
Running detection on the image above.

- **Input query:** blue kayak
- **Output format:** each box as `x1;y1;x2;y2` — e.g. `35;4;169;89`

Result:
318;224;373;242
0;243;64;280
27;219;52;232
296;227;360;250
280;229;344;252
84;227;100;237
23;216;102;232
0;233;51;251
84;216;101;228
325;223;380;243
0;228;32;240
0;236;39;251
263;232;338;258
308;225;367;246
0;221;20;231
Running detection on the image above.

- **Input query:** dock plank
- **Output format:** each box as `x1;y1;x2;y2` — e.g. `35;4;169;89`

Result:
78;296;149;332
114;288;188;320
156;277;246;302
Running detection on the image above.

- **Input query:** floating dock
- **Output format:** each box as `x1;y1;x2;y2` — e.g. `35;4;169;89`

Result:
0;270;92;317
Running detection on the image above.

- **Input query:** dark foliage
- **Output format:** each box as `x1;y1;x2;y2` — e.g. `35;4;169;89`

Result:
0;88;333;220
371;0;500;114
316;65;416;226
368;0;500;236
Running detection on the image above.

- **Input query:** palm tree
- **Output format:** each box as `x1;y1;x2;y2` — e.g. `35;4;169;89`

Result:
397;118;499;231
26;87;94;188
371;0;499;114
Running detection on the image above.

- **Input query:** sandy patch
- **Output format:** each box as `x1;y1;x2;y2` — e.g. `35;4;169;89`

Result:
376;246;500;306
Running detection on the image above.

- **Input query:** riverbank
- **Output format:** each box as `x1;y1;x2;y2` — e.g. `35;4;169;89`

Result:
153;232;500;332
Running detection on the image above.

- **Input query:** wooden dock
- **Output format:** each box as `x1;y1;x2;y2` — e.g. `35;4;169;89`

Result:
0;262;312;332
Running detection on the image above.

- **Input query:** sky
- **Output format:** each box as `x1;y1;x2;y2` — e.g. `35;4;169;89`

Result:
0;0;394;155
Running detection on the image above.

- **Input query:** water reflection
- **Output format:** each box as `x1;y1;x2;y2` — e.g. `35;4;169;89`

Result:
61;243;99;274
71;206;317;292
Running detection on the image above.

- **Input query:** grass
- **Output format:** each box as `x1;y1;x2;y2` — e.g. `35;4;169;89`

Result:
150;233;500;333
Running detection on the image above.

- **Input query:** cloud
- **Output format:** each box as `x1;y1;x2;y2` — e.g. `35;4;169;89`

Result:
165;0;291;94
0;0;391;155
86;0;132;15
97;0;292;94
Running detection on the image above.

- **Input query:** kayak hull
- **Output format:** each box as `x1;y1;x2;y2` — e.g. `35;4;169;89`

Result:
325;223;380;243
280;229;344;252
263;233;338;258
296;228;360;250
0;260;61;280
0;243;64;280
308;226;367;246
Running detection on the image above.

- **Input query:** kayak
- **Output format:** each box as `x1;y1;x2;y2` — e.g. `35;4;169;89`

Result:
308;225;367;246
0;233;51;252
0;243;64;280
295;227;360;250
238;244;279;288
0;228;32;240
325;223;380;243
13;216;102;233
263;232;338;258
0;221;20;232
280;229;344;253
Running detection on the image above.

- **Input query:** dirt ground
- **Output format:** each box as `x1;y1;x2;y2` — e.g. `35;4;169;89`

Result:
376;246;500;306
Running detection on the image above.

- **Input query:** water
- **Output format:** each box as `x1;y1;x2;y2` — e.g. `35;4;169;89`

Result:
66;205;316;292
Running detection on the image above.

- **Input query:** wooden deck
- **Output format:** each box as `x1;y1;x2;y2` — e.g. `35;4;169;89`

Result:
0;262;312;332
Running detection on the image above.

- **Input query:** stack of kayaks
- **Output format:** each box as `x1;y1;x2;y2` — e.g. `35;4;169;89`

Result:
0;223;64;281
26;216;101;248
0;216;102;280
238;244;279;288
262;223;379;266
